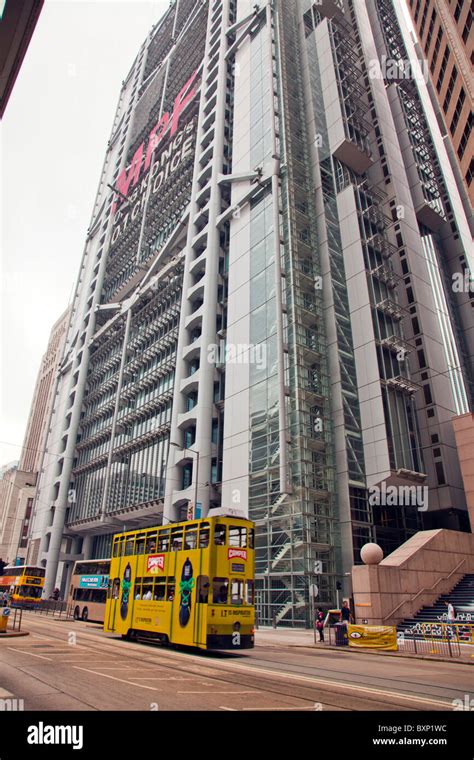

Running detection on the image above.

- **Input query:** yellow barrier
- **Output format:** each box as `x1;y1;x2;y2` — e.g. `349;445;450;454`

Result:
347;624;398;651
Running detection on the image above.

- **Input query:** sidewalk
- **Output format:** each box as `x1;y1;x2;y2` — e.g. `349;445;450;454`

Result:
256;627;316;648
254;626;474;664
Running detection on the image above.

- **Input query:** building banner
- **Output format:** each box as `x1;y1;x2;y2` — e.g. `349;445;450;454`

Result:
347;625;398;651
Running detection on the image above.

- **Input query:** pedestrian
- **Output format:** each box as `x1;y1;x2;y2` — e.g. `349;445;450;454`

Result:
340;600;353;626
315;607;325;642
445;600;457;638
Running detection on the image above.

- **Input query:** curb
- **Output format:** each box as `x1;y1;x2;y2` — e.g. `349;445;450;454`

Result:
0;630;30;638
278;641;474;664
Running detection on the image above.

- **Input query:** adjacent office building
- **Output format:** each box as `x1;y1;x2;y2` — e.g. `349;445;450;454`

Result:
407;0;473;211
29;0;473;625
0;310;69;563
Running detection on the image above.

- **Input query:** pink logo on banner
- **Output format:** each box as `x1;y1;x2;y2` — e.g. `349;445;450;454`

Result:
228;548;247;561
147;554;165;574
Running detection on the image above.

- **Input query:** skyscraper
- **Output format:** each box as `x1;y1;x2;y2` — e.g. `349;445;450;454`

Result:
30;0;473;625
407;0;473;211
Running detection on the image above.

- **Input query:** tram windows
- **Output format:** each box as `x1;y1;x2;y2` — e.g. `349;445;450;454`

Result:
184;526;198;549
113;539;124;558
146;533;158;554
153;578;166;601
197;576;210;603
167;577;175;601
212;578;228;604
135;534;146;555
142;579;153;600
249;528;255;548
134;578;143;600
112;578;120;599
229;525;247;548
230;580;244;605
157;530;170;552
214;524;226;546
245;579;254;605
124;536;135;556
171;528;183;551
199;523;210;548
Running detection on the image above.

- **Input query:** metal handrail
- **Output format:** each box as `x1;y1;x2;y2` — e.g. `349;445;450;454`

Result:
383;558;466;622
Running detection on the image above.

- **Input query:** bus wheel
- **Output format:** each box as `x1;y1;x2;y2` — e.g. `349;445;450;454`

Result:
81;607;88;621
73;606;80;620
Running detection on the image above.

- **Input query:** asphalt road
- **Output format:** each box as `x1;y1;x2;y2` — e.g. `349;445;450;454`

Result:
0;613;471;712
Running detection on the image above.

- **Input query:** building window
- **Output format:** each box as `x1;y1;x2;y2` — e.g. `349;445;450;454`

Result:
418;349;426;368
442;68;458;112
466;158;474;186
435;461;446;486
182;464;193;490
457;113;473;160
423;384;433;405
450;88;466;134
425;8;437;49
420;3;429;36
462;9;472;43
436;46;451;92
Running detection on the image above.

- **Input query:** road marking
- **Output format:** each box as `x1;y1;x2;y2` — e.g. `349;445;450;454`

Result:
179;690;258;695
132;676;205;681
31;634;54;640
242;706;317;710
72;666;161;691
7;648;52;661
219;706;237;711
60;659;126;664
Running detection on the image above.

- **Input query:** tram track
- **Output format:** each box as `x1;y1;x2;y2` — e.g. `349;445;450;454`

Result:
4;613;457;711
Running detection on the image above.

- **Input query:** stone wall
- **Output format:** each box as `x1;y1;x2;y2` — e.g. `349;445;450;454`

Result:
352;529;474;625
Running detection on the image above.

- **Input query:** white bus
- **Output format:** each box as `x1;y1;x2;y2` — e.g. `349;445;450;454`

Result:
68;559;110;623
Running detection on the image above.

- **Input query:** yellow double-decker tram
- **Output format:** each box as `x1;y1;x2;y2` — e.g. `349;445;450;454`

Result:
104;514;255;650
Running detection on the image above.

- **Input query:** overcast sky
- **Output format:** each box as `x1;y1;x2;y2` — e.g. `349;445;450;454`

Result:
0;0;169;467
